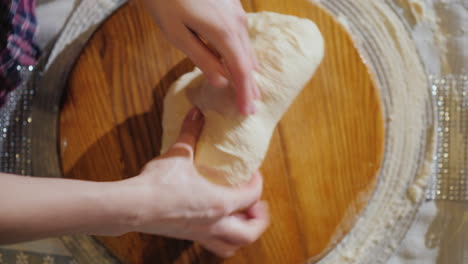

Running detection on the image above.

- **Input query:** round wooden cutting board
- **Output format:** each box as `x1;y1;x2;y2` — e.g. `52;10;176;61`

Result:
59;0;384;263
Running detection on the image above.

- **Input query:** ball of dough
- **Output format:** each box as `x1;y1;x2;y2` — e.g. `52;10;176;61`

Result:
161;11;324;185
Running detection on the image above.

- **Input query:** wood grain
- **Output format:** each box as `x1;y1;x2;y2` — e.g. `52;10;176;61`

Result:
59;0;384;263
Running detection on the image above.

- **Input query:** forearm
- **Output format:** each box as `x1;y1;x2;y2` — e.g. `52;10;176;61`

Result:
0;173;136;244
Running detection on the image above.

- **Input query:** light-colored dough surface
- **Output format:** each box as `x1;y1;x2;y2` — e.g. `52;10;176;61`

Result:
161;11;324;185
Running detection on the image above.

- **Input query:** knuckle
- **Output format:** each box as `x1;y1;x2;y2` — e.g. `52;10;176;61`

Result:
237;13;248;27
210;200;228;218
235;233;256;245
211;24;232;42
242;233;257;244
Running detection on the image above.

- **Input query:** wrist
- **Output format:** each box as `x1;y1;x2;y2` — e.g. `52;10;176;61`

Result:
105;176;155;235
101;179;140;235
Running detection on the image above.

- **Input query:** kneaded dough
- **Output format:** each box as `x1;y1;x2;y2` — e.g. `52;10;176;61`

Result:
161;11;324;185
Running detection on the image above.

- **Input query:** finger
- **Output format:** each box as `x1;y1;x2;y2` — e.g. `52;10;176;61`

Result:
185;17;257;115
230;199;266;221
171;25;228;88
211;201;270;246
177;107;205;147
170;107;205;158
202;38;221;60
217;37;256;115
199;239;239;258
244;200;268;219
242;31;259;70
217;171;263;212
237;24;261;99
218;7;256;70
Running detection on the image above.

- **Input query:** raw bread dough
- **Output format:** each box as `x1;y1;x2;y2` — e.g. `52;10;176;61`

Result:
161;11;324;185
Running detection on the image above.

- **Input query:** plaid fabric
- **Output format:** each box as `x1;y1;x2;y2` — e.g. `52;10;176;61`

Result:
0;0;39;106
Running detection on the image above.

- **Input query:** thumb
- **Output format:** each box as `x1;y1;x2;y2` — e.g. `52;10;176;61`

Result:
218;171;264;213
169;107;205;159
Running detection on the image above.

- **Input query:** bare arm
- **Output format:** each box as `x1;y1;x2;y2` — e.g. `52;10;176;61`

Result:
0;173;133;243
0;108;269;257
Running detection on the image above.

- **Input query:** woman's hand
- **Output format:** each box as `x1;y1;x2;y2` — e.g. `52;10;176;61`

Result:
143;0;260;115
121;108;269;257
0;107;268;257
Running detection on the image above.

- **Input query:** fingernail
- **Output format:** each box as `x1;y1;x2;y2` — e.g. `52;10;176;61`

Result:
209;73;228;88
190;108;202;120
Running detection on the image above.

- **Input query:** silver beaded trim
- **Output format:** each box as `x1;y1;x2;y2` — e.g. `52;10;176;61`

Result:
0;65;35;176
426;75;468;201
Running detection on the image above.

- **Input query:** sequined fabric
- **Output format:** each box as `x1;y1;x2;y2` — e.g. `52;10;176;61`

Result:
0;65;34;175
427;75;468;201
